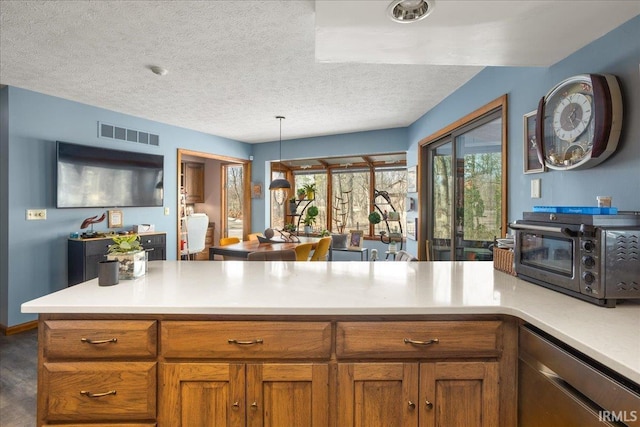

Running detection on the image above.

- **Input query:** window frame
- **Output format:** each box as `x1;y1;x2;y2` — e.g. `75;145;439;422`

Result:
418;95;508;261
269;154;407;238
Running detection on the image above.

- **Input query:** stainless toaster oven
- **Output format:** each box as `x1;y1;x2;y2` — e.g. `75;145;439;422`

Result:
510;212;640;307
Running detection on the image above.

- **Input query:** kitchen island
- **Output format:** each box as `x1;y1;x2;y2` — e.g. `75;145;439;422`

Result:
22;261;640;427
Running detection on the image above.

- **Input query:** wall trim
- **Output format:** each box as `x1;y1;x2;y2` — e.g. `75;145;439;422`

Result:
1;319;38;335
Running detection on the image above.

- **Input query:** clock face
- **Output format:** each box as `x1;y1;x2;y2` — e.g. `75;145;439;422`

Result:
552;92;592;142
543;76;596;169
537;74;622;171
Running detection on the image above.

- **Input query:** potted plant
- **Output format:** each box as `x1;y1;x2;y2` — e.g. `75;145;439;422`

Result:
106;234;146;279
283;223;297;233
303;183;317;200
368;211;382;225
288;197;297;215
297;188;306;200
303;205;319;234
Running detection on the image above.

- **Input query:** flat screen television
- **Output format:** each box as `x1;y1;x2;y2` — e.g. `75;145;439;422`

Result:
56;141;164;208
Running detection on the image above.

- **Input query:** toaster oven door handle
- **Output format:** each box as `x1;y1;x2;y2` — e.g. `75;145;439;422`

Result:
508;223;577;237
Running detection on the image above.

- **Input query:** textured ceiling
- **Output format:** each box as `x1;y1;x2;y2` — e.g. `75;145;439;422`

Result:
1;1;638;144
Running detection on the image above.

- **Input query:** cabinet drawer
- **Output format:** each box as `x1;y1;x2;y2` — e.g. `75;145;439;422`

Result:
140;233;165;246
44;320;157;359
42;362;156;421
162;321;332;359
336;321;502;358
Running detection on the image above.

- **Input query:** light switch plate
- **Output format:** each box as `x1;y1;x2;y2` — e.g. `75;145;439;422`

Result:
531;179;541;198
26;209;47;220
164;207;170;215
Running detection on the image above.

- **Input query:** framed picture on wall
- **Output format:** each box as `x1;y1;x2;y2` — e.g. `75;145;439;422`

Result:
251;182;263;199
406;217;417;240
523;110;545;174
108;210;123;228
407;166;417;192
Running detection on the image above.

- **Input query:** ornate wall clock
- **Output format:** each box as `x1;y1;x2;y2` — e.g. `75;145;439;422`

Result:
535;74;623;170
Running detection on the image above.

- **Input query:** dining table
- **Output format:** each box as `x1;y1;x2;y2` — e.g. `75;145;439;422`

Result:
209;236;324;260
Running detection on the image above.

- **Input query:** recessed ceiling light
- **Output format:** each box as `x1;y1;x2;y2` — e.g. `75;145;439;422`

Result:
150;65;168;76
387;0;435;23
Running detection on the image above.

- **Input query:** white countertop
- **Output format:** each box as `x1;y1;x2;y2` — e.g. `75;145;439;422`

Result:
22;261;640;384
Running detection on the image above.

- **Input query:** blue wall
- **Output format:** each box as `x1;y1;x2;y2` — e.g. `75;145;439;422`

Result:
1;87;251;326
405;15;640;255
2;15;639;328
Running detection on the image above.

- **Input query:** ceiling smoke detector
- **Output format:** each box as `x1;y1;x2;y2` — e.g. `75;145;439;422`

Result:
150;66;168;76
387;0;435;23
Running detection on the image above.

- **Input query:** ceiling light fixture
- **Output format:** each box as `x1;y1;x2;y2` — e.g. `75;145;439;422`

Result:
387;0;435;23
269;116;291;191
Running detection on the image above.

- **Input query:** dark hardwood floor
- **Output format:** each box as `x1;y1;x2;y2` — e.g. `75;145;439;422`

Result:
0;328;37;427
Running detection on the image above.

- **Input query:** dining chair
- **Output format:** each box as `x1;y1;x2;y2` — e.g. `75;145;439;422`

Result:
309;237;332;261
247;232;263;241
247;249;297;261
394;250;418;261
220;236;240;246
294;243;314;261
180;213;209;260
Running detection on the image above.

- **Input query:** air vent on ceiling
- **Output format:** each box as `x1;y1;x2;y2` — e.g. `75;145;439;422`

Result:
98;122;159;146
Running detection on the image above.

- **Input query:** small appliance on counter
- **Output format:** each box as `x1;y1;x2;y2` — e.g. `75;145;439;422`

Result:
510;209;640;307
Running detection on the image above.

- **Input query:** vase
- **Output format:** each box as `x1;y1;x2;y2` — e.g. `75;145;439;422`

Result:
289;202;297;215
107;250;145;279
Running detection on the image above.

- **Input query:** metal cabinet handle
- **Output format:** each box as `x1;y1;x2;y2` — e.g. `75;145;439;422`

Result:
80;390;116;398
228;339;264;345
81;337;118;345
251;401;258;410
232;401;240;409
425;400;433;409
408;401;416;410
403;338;439;345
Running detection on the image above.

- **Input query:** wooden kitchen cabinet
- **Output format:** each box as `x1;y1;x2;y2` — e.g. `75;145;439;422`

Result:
160;321;331;426
337;362;498;427
36;316;516;427
336;321;501;427
38;320;158;426
161;362;329;427
181;161;205;203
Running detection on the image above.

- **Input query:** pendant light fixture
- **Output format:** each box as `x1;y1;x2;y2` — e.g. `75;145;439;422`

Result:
269;115;291;190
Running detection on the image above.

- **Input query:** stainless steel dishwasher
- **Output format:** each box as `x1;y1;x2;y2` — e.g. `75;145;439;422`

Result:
519;324;640;427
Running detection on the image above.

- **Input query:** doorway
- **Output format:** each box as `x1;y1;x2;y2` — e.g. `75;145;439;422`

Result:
418;95;508;261
176;149;251;259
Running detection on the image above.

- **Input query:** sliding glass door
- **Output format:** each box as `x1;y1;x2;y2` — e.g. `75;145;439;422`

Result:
428;112;503;261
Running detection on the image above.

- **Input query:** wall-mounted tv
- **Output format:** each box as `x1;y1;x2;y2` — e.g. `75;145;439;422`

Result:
56;141;164;208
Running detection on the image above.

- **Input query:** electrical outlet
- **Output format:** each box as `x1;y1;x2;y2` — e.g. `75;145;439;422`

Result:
531;179;541;199
164;207;170;216
26;209;47;220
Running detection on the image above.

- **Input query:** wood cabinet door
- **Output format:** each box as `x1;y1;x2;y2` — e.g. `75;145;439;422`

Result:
183;162;205;203
419;362;499;427
337;363;419;427
246;363;329;427
160;363;245;427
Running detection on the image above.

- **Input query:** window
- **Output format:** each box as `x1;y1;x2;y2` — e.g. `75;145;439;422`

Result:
332;169;369;233
223;164;244;240
374;168;407;236
269;153;407;237
295;173;327;233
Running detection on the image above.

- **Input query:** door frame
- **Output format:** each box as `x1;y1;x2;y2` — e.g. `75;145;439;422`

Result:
417;95;508;261
176;149;251;259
